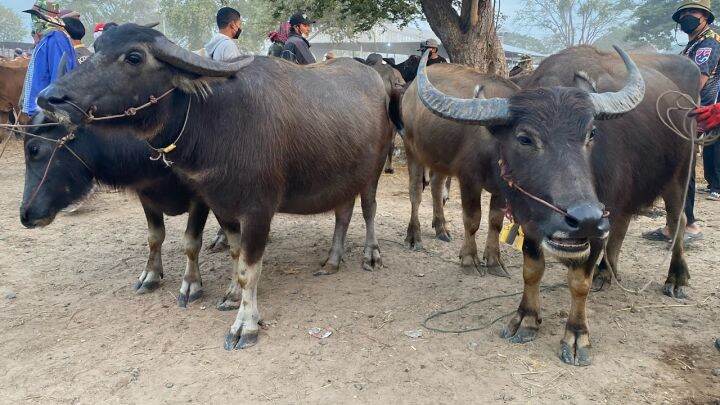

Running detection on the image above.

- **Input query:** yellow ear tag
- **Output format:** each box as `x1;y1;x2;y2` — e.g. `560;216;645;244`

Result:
499;222;524;251
161;144;177;154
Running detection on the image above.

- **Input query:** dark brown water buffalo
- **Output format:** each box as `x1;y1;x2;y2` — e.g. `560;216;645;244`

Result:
414;45;698;365
363;56;406;174
37;24;397;350
19;115;230;308
401;63;518;277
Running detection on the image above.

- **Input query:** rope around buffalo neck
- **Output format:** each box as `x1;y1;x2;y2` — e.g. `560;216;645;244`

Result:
145;95;191;167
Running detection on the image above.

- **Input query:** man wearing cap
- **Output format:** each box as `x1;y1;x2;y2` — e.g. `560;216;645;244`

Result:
63;17;91;64
204;7;243;62
282;12;316;65
419;39;447;66
21;1;77;119
643;0;719;244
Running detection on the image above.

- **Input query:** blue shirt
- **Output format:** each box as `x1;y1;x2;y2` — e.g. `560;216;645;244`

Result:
22;30;77;116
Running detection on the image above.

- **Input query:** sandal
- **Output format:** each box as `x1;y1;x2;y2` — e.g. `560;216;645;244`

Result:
642;227;671;242
683;231;703;245
707;191;720;201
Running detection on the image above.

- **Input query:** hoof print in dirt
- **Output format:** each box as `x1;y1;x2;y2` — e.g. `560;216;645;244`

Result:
216;298;241;311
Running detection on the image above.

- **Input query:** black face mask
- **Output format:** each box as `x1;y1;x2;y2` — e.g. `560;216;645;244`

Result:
679;15;701;35
232;27;242;40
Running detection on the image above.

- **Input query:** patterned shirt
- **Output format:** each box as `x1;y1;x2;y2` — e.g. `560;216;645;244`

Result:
683;28;720;106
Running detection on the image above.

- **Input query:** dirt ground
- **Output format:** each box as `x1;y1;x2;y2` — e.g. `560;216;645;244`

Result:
1;140;719;404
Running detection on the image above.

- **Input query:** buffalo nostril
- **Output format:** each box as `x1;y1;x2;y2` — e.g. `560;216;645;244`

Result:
565;204;605;236
47;96;68;105
564;215;580;230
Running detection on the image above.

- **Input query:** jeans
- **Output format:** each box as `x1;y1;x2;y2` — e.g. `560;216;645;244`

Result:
685;162;696;226
703;142;720;192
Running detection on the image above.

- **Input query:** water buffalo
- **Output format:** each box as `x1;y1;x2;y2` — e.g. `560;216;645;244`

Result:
362;55;406;174
401;63;518;277
38;24;397;350
415;46;697;365
19;115;228;308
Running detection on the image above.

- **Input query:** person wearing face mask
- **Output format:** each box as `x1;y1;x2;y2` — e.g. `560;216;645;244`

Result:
204;7;243;62
281;12;316;65
643;0;719;245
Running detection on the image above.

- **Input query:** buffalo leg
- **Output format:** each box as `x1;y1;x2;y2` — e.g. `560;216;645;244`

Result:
217;220;243;311
384;134;395;174
559;241;602;366
316;200;355;276
405;152;424;250
135;202;165;294
458;178;484;274
177;201;210;308
592;214;630;291
501;238;544;343
430;173;451;242
224;211;272;350
361;168;383;272
483;193;510;277
662;183;690;298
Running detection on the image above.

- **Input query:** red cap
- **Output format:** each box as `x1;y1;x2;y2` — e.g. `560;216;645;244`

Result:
94;23;105;33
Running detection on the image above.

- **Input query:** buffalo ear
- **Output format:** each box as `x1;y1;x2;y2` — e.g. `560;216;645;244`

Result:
574;71;598;93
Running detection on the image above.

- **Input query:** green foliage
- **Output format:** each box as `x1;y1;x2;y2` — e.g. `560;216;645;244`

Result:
159;0;277;51
628;0;720;50
0;5;26;42
270;0;420;39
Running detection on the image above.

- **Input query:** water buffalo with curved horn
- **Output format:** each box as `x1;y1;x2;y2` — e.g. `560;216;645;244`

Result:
37;24;398;350
413;45;698;365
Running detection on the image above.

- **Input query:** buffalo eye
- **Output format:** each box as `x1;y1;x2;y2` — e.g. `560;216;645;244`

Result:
588;127;598;142
27;143;40;159
125;51;143;66
516;133;535;147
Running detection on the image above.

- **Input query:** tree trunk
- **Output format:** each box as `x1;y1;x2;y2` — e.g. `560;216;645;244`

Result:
420;0;507;76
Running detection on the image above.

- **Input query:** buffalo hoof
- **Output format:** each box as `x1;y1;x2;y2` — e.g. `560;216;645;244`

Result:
560;341;592;367
314;263;340;276
362;245;382;272
485;264;511;278
501;326;537;343
224;329;259;350
433;224;451;242
216;297;241;311
404;235;423;251
662;283;688;299
206;230;229;253
177;289;203;308
460;254;484;276
134;279;160;294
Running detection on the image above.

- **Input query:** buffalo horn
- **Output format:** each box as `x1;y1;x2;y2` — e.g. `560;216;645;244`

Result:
589;46;645;120
150;36;254;77
416;49;510;125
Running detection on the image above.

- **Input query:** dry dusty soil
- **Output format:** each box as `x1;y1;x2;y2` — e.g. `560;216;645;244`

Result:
1;140;719;404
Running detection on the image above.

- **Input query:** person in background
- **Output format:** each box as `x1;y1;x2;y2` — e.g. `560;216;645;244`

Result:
282;12;316;65
62;17;91;64
93;23;106;40
419;39;447;66
509;54;534;77
642;0;719;245
21;1;77;119
204;7;243;62
267;22;290;58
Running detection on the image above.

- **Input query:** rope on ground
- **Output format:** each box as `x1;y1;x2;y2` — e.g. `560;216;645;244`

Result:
421;283;566;334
